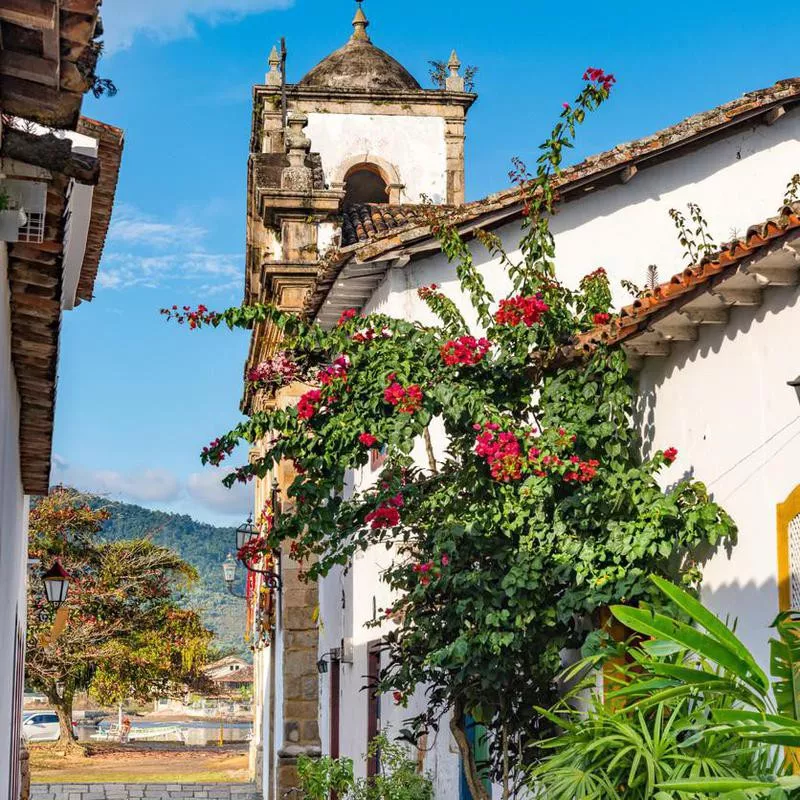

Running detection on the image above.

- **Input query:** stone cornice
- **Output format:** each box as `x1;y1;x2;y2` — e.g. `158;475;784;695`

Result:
253;83;477;112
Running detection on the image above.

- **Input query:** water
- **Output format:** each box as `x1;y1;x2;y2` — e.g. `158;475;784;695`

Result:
76;719;253;746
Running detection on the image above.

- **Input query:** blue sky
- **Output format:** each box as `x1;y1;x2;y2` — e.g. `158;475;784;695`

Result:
51;0;800;525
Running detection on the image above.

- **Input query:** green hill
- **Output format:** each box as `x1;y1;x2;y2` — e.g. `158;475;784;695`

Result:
90;497;250;656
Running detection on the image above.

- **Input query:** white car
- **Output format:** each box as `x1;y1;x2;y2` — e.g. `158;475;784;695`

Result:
22;711;75;742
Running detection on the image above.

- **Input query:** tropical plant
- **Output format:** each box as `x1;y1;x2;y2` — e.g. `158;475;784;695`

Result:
535;575;800;798
163;70;736;797
26;489;213;745
297;735;433;800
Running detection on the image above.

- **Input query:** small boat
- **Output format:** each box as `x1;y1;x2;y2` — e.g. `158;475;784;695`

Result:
91;724;187;743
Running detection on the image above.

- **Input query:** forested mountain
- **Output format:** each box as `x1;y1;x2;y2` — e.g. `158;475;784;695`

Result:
89;496;248;655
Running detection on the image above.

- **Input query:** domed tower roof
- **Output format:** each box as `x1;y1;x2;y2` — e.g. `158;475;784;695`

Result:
298;3;421;92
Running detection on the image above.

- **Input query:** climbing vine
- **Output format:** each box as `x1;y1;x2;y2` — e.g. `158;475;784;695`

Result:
163;69;736;797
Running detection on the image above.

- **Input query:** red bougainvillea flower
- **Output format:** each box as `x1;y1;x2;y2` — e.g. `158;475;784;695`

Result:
475;429;523;482
384;382;406;406
359;433;378;448
160;304;221;329
664;447;678;464
593;312;611;326
563;459;600;484
297;389;322;421
337;308;357;326
393;691;403;704
365;504;400;530
384;382;424;414
441;553;450;567
440;336;492;366
494;295;550;327
583;67;616;92
365;493;405;529
417;284;440;300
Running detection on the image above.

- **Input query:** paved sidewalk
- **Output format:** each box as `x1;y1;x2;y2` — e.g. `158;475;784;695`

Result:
31;784;259;799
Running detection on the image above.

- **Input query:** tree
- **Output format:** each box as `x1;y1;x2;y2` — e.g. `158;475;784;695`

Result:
163;68;736;797
26;489;213;745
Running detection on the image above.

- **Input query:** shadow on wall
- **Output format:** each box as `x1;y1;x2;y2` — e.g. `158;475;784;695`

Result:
650;283;800;391
701;576;779;676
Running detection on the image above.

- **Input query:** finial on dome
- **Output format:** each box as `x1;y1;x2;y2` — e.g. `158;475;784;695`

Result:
351;1;370;42
266;45;282;86
445;49;465;92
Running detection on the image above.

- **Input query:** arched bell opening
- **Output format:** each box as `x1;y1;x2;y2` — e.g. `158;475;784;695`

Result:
343;164;390;206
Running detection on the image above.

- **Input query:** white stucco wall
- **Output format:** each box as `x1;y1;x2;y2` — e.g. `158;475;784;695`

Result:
638;284;800;673
305;113;447;204
0;242;29;800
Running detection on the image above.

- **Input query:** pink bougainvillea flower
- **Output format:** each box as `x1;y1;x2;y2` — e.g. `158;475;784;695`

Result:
664;447;678;464
441;553;450;567
359;433;378;448
593;312;611;326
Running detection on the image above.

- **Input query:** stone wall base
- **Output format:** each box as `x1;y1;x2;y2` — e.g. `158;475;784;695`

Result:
31;784;259;800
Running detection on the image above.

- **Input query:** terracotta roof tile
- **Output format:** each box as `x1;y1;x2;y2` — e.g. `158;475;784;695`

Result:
578;203;800;353
341;203;433;245
76;117;125;303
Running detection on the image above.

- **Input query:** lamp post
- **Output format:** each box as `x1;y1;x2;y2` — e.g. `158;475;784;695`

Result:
43;560;70;610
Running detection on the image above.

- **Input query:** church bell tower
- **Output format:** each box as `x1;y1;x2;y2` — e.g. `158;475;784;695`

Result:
242;5;476;794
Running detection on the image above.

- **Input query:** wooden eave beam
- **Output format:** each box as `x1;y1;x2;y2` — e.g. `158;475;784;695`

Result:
765;106;786;126
60;0;98;13
0;50;58;87
0;0;56;29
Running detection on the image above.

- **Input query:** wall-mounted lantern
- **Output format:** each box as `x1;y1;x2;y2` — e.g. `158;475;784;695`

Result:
317;648;342;675
43;560;70;609
234;477;283;591
235;516;259;552
789;375;800;402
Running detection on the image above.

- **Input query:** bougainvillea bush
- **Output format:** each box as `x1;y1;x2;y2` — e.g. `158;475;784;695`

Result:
164;70;736;797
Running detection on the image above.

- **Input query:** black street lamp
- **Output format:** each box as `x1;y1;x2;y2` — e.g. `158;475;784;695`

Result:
43;560;70;609
234;478;283;590
235;516;259;552
790;375;800;401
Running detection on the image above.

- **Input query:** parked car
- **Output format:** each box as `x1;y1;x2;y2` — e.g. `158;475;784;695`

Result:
22;711;76;742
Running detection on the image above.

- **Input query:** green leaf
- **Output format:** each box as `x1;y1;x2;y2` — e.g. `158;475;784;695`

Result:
771;611;800;720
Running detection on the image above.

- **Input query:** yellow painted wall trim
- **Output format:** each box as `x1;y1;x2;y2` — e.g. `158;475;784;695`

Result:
777;485;800;611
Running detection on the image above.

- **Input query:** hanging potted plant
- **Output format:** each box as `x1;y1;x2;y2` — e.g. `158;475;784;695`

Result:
0;187;27;242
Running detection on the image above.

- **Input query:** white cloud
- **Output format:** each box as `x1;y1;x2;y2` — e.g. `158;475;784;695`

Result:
99;205;244;295
99;251;243;292
101;0;294;53
109;205;207;249
187;469;252;515
52;457;181;503
51;458;252;523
